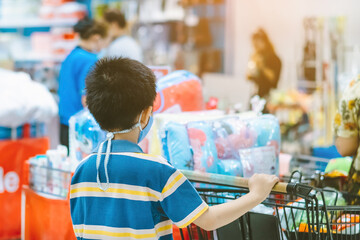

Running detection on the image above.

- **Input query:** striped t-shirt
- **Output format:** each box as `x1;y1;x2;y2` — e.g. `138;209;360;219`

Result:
70;140;208;240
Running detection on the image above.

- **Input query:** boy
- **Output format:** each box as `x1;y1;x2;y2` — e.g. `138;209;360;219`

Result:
70;57;279;240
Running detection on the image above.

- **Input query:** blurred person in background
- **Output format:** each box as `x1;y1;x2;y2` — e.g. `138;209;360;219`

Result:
102;9;143;62
247;28;281;98
58;17;107;149
334;77;360;204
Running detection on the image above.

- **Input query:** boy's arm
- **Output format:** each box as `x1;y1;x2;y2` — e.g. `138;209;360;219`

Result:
193;174;278;231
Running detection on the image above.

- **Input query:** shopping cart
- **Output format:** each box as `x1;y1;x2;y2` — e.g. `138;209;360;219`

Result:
27;161;72;199
178;170;360;240
285;154;350;193
22;160;76;240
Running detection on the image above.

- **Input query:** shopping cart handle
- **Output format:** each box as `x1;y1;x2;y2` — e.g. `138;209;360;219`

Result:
181;170;313;196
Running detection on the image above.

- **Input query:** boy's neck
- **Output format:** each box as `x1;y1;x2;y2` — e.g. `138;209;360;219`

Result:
113;130;139;144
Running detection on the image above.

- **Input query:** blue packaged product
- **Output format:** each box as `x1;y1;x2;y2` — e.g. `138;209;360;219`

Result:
161;122;193;169
187;121;219;174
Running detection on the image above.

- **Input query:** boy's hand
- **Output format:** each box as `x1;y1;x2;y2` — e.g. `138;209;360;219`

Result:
194;173;279;231
248;173;279;202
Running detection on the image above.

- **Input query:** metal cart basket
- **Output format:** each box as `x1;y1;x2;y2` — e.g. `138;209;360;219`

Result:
178;170;360;240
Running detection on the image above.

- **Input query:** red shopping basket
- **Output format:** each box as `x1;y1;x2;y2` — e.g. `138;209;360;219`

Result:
22;186;76;240
22;160;76;240
0;137;49;239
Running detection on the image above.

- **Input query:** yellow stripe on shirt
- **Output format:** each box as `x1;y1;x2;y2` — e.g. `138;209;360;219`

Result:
74;229;156;239
155;224;172;235
162;172;184;195
70;187;159;200
178;204;209;229
73;223;172;239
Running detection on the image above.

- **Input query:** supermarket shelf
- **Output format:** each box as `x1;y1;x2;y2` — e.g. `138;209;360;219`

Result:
298;79;318;89
138;17;184;24
0;18;78;29
11;52;66;62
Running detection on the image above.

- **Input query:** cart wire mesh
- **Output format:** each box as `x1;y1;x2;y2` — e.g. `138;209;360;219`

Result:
28;163;72;199
180;170;360;240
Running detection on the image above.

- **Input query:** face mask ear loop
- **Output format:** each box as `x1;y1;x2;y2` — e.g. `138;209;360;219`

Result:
96;111;145;191
138;111;144;131
96;132;113;191
103;133;113;191
96;140;106;190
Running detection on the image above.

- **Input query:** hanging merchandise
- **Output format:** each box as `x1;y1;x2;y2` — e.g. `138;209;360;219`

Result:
153;70;205;113
0;137;49;239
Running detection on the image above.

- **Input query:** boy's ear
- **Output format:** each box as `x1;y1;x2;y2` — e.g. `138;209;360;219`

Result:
141;106;153;126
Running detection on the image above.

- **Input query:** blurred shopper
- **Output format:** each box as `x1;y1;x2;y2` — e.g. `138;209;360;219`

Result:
335;77;360;204
247;28;281;98
102;10;143;62
58;17;107;148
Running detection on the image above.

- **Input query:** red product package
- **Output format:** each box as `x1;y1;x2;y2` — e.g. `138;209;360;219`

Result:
154;70;205;113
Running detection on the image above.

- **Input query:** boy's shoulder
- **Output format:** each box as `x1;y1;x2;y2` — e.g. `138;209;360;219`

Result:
72;152;178;190
119;152;171;165
75;152;173;173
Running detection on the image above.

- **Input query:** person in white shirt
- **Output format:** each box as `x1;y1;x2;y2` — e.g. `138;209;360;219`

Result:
102;10;143;62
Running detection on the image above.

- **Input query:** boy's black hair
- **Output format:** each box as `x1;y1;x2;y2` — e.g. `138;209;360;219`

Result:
74;17;107;40
104;10;127;29
86;57;156;131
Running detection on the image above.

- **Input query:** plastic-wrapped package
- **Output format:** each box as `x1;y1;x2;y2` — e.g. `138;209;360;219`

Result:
161;122;193;170
0;68;58;128
237;115;280;177
211;119;243;176
149;110;225;155
69;109;105;168
160;113;280;177
153;70;204;113
187;121;219;173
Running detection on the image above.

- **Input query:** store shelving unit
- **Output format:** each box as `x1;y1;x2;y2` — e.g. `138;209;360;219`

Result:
11;51;67;62
0;18;78;29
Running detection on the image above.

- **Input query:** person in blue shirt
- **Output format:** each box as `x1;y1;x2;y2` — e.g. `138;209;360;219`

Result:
58;17;107;148
70;57;279;240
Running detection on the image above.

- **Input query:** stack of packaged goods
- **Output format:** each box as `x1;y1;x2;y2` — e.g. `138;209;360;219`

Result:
159;114;280;177
68;69;281;181
0;68;58;137
28;146;71;199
